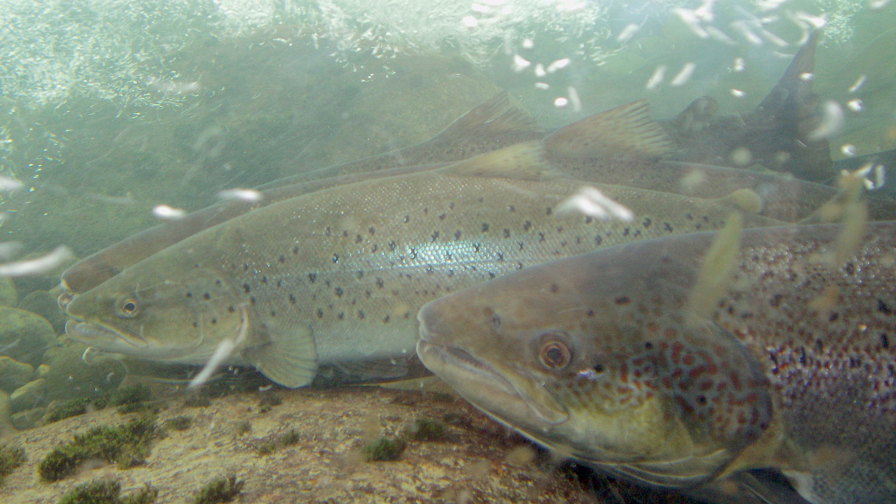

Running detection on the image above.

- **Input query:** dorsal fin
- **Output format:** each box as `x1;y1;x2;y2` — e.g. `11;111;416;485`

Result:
440;142;554;180
426;92;540;145
544;100;676;159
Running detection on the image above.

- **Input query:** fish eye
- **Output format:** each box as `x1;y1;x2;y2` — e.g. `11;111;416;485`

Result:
538;335;572;370
116;297;141;318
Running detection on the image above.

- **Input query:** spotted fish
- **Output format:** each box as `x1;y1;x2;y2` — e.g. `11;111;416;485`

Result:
63;143;781;388
59;93;541;299
417;221;896;504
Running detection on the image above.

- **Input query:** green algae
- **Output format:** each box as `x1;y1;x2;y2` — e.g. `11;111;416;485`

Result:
192;474;244;504
38;415;159;481
362;436;406;462
0;443;26;485
255;428;300;455
56;479;157;504
164;415;193;431
404;417;448;442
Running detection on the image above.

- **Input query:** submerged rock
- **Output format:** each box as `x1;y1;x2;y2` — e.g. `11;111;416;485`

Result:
9;378;46;412
41;343;126;402
18;290;67;335
0;277;17;307
0;306;56;367
0;356;34;393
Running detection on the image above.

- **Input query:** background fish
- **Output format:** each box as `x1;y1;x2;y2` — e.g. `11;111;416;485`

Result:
59;93;541;299
417;221;896;504
63;144;782;388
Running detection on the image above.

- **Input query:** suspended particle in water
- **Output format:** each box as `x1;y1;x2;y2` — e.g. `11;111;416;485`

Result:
730;88;746;98
732;57;745;72
512;54;531;72
646;65;666;90
840;144;857;156
799;72;814;82
567;86;581;113
617;23;640;43
553;96;569;108
218;188;262;202
153;204;186;220
556;186;634;222
848;74;866;93
546;58;570;73
846;99;863;112
808;101;845;141
670;62;696;86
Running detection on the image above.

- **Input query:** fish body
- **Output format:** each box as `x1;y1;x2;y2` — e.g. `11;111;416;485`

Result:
417;221;896;503
63;145;781;388
59;93;541;298
60;31;895;300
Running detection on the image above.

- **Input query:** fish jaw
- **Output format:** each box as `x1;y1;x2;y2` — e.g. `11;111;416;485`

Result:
65;318;149;352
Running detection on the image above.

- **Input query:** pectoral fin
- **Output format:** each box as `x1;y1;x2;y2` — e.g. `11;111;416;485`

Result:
243;321;318;388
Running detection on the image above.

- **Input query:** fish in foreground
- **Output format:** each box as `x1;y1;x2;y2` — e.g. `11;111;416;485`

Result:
63;143;780;388
417;221;896;504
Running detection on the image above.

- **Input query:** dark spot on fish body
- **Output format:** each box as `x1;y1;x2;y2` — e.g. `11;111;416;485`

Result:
316;308;324;319
523;220;532;231
454;230;462;240
243;283;251;294
403;215;410;223
663;222;673;232
481;223;490;232
844;262;856;275
186;292;193;298
594;234;603;246
211;318;217;324
358;310;365;320
355;234;363;244
642;218;652;228
829;312;839;322
549;283;559;293
882;333;890;349
615;296;631;306
879;299;892;315
332;254;339;264
545;207;552;216
293;246;299;255
289;294;297;304
278;255;285;263
338;312;345;320
203;293;211;300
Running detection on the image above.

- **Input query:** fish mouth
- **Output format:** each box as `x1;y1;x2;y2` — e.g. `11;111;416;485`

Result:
417;333;569;426
65;319;148;349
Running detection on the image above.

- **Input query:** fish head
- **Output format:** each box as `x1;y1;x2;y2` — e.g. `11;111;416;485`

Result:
417;245;771;488
64;255;246;364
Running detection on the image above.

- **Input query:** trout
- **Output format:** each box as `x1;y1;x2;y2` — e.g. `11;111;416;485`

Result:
416;221;896;504
59;31;896;300
63;144;780;388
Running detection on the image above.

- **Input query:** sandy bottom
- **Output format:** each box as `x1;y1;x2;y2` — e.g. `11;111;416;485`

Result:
2;384;600;503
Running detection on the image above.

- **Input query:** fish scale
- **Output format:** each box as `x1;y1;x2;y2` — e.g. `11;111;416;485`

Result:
64;146;781;388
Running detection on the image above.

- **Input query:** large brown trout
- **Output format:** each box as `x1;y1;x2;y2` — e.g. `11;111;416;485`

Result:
417;221;896;504
63;144;780;388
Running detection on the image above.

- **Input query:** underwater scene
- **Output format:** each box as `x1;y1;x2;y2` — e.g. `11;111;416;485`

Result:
1;0;895;502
